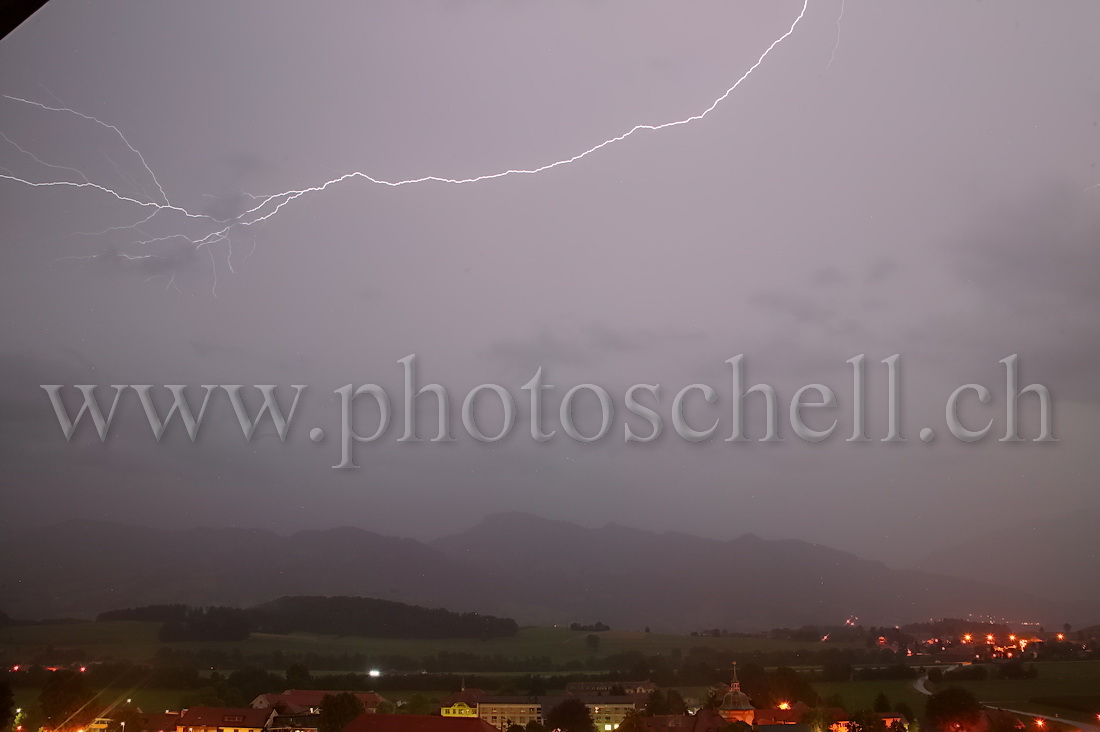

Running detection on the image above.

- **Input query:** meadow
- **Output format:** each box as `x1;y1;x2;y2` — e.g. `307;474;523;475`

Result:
0;622;858;667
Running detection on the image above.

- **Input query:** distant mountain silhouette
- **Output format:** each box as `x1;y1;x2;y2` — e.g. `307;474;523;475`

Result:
0;513;1093;630
918;509;1100;606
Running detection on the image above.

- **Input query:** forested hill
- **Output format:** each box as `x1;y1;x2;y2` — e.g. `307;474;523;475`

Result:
253;595;518;638
96;596;518;641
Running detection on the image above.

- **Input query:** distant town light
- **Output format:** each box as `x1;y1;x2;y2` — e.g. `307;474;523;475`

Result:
369;669;381;678
1056;633;1065;641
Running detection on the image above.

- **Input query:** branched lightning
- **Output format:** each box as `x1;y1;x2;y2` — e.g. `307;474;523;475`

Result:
1;0;813;292
3;94;172;205
825;0;845;71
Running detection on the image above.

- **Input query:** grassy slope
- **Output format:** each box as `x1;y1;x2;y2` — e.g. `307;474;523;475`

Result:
0;622;858;666
814;662;1100;725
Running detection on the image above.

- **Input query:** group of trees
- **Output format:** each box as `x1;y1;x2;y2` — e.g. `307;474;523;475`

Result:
318;694;364;732
97;605;189;623
720;665;819;709
159;606;252;642
12;670;101;732
253;597;518;639
925;688;982;732
0;682;13;732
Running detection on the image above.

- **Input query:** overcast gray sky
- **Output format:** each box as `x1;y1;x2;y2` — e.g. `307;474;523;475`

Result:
1;0;1098;567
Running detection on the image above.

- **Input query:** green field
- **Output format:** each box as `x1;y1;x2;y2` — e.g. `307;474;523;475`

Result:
925;661;1100;725
814;662;1100;726
925;661;1100;705
812;679;927;713
0;622;859;667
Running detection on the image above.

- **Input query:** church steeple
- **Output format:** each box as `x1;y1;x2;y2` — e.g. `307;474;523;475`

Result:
719;661;753;718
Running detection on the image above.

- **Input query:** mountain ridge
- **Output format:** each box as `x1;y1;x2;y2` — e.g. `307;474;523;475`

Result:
1;512;1093;631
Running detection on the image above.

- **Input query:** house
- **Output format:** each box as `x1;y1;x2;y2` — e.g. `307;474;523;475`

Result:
176;707;275;732
758;725;812;732
829;712;908;732
344;715;497;732
440;704;478;720
752;702;811;726
566;697;638;731
138;712;181;732
641;710;726;732
269;711;326;732
439;691;487;714
441;693;640;731
472;696;543;730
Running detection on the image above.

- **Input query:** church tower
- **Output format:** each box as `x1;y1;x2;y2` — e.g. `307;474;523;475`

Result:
717;663;755;725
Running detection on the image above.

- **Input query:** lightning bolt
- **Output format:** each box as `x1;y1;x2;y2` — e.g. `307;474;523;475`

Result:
825;0;845;71
1;0;813;292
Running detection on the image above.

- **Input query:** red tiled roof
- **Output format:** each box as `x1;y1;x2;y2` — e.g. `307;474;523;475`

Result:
254;691;386;714
642;716;694;732
178;707;273;730
640;710;727;732
140;712;180;732
754;703;812;726
343;715;497;732
690;708;729;732
439;690;487;708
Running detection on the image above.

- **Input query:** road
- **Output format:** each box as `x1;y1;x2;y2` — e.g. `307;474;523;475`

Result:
911;669;1100;732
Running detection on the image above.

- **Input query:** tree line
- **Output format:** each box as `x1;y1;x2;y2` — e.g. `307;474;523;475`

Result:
95;595;518;641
